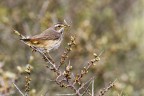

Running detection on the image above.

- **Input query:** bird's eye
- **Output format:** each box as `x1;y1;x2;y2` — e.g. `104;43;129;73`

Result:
57;25;61;27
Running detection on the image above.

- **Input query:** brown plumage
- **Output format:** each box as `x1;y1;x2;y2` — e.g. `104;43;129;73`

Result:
20;23;68;52
21;28;61;42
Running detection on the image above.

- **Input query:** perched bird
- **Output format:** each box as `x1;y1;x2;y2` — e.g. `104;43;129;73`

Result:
20;23;70;52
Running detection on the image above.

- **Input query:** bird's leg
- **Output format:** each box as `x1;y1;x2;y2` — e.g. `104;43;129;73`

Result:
31;46;37;52
47;53;55;64
44;52;55;64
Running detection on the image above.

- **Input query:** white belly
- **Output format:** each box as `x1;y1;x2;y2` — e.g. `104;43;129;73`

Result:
46;37;63;52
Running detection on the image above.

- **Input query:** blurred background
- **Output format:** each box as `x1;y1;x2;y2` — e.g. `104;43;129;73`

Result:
0;0;144;96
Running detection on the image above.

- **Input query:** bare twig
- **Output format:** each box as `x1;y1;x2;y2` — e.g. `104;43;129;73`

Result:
58;36;76;69
56;93;76;96
13;82;25;96
92;79;94;96
73;52;101;86
98;79;117;96
81;79;93;96
77;77;95;96
14;30;26;39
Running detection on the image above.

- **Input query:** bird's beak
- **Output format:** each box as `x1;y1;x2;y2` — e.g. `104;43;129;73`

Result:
63;19;71;28
58;27;64;33
63;24;70;28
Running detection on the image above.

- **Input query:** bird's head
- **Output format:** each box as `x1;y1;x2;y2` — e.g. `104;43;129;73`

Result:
54;23;70;33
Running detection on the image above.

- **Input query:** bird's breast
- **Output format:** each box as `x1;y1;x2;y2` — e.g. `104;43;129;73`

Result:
45;37;63;52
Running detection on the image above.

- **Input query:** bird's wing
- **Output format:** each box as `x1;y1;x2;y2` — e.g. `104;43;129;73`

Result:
20;28;61;45
21;28;60;40
31;28;61;40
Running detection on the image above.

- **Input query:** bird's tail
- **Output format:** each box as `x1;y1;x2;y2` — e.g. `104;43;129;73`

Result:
20;38;40;46
20;38;33;47
20;38;30;42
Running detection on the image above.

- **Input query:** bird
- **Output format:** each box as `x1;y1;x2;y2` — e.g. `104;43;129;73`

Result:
20;23;70;53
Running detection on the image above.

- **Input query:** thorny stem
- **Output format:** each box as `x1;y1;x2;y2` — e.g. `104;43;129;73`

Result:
98;79;117;96
23;46;99;95
25;64;32;94
58;36;76;69
74;51;102;86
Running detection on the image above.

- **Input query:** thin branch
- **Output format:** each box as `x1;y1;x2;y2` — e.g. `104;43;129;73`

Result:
92;79;94;96
80;77;95;96
74;52;101;86
98;79;117;96
117;90;123;96
56;93;76;96
29;46;60;74
14;30;26;39
13;82;25;96
58;36;76;69
82;80;92;96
